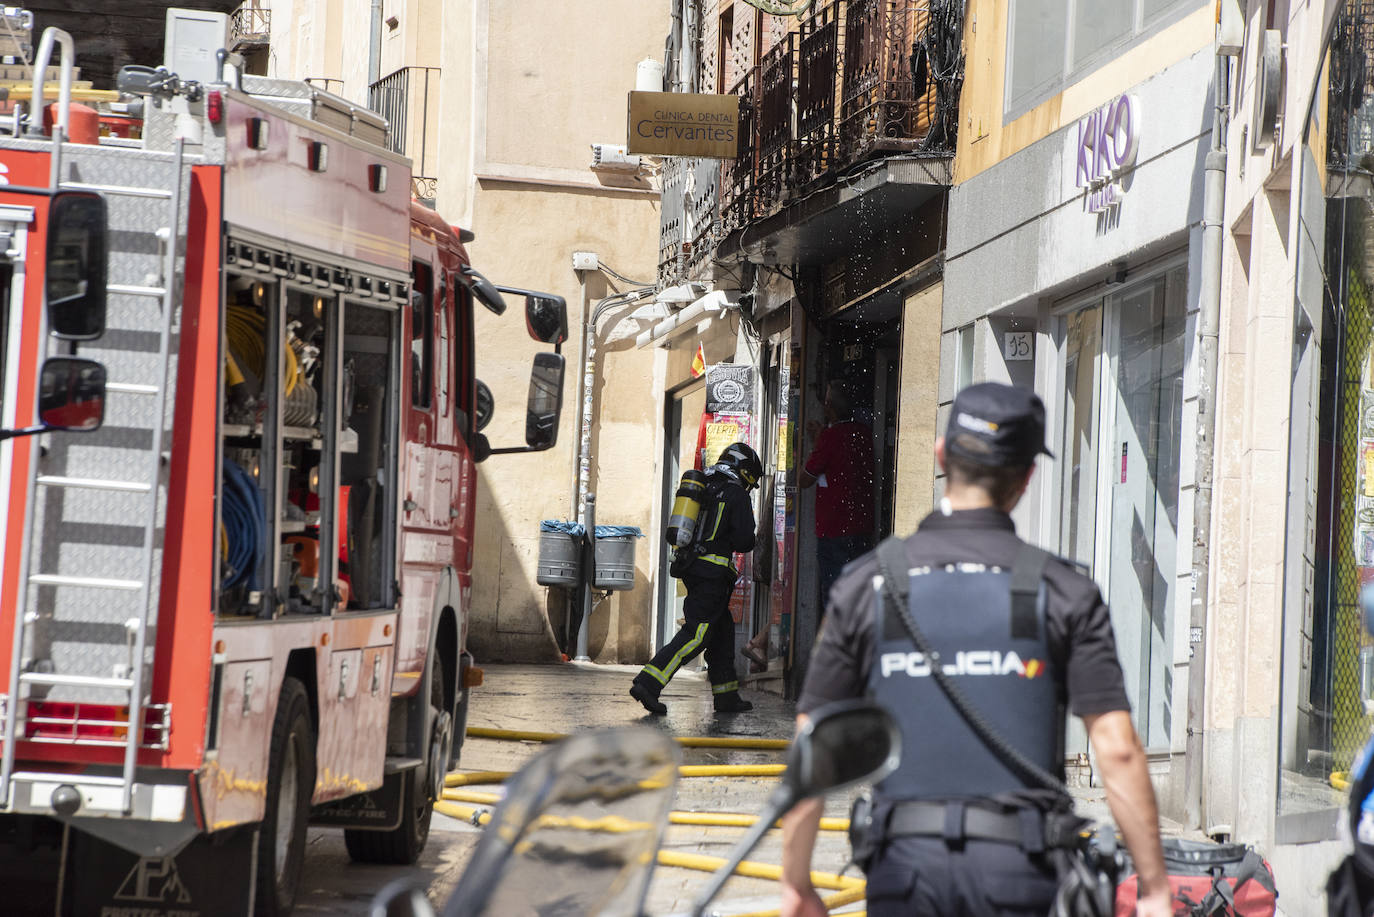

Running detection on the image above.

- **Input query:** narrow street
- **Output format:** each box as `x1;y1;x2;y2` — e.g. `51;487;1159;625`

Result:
298;661;854;916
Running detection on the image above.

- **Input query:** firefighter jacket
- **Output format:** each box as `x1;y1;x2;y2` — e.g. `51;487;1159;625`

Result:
685;472;756;581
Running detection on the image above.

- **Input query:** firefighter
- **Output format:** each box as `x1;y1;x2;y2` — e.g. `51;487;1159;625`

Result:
778;383;1170;917
630;441;761;715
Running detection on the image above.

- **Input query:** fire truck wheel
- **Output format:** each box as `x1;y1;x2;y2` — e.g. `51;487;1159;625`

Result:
343;659;443;864
256;677;315;917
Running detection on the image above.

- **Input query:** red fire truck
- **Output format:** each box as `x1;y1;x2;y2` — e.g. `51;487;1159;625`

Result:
0;26;567;916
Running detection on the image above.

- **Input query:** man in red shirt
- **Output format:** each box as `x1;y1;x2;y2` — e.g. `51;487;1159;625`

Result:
800;380;875;613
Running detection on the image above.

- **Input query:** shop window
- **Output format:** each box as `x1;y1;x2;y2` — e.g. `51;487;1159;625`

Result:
956;323;975;392
1054;265;1186;751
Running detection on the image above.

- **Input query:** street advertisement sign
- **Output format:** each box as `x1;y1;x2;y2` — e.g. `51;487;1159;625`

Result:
1073;93;1140;215
696;363;757;623
706;363;754;415
627;91;741;159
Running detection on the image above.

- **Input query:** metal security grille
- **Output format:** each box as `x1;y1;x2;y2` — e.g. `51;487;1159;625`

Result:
1332;267;1373;771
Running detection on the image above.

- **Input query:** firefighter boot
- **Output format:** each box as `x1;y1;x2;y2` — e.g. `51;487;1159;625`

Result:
713;691;753;713
630;681;668;716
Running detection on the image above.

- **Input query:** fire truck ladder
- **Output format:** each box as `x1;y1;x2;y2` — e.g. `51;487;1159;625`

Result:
1;139;188;817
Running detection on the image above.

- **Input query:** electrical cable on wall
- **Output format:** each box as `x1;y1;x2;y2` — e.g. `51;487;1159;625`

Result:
597;262;653;287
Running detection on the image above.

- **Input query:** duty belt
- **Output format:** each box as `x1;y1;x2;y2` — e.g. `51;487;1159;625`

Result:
884;800;1078;853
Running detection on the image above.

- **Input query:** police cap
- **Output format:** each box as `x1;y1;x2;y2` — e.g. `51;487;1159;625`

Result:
945;382;1054;468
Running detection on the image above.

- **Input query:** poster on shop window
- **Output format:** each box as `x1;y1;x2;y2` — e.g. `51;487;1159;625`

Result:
1356;344;1374;568
699;363;756;622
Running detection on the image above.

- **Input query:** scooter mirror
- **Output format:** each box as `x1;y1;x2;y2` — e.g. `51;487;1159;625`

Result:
688;700;900;917
786;699;901;799
368;879;434;917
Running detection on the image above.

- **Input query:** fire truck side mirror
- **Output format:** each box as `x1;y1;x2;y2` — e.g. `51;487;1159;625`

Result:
524;352;564;451
524;293;568;346
462;266;507;315
37;357;106;432
46;191;107;341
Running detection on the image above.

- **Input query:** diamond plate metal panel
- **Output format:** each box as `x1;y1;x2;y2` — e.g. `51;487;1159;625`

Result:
10;139;195;705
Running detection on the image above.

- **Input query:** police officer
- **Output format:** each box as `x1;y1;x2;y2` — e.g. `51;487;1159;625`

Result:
779;383;1170;917
630;442;761;715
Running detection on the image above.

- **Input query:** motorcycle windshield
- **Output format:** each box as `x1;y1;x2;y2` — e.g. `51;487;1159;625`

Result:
445;726;681;917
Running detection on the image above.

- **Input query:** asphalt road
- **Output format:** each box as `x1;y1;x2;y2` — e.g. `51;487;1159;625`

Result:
0;660;1196;915
0;660;827;916
292;660;854;916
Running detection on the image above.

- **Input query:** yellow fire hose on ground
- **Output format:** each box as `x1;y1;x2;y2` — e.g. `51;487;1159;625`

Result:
448;729;866;913
444;764;788;788
465;725;790;751
441;787;850;832
433;798;865;917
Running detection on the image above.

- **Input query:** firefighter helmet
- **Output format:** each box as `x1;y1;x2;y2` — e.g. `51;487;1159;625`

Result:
716;442;762;490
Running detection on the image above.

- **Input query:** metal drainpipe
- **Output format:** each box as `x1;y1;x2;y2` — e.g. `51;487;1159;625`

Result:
368;0;382;85
1185;50;1231;831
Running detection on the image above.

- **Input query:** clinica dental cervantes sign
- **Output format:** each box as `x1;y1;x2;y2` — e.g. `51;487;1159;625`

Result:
627;91;741;159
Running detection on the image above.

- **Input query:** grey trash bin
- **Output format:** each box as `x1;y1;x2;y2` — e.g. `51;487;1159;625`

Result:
537;521;583;587
593;526;642;591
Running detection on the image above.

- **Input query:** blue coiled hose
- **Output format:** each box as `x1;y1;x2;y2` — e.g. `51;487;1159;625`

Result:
222;459;264;591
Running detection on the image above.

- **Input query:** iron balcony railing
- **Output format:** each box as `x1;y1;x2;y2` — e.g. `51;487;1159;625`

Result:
368;66;441;201
229;1;271;49
658;0;964;284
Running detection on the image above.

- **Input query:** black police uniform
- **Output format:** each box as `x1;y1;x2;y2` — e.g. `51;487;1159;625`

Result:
799;507;1131;916
632;470;756;712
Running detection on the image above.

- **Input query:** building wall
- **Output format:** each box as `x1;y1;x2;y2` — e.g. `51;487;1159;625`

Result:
946;15;1218;823
260;0;669;664
953;0;1214;182
893;280;942;535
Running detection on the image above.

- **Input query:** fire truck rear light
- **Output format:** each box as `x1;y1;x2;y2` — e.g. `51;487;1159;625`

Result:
206;90;223;124
462;666;484;688
20;700;171;749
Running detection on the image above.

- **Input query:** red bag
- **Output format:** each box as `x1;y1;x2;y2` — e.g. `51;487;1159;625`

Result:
1114;839;1277;917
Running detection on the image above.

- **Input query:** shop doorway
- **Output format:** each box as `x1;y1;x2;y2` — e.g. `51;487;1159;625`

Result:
822;309;901;544
657;380;706;652
1057;263;1187;752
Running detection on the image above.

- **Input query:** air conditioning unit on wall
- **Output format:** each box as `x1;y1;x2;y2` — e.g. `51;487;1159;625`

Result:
590;143;652;189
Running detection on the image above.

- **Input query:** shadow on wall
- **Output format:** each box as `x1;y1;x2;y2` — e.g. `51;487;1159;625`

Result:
580;558;654;663
469;471;565;665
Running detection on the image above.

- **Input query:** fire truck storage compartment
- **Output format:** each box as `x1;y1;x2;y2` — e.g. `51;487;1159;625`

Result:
219;270;399;616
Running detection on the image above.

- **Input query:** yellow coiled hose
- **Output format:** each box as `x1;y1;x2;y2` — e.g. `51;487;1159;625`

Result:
225;306;298;396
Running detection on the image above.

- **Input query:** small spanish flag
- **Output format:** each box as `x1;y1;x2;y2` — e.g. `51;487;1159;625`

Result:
690;342;705;378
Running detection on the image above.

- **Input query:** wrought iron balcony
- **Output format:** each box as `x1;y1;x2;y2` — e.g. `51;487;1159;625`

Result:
368;66;441;202
229;1;271;51
658;0;963;283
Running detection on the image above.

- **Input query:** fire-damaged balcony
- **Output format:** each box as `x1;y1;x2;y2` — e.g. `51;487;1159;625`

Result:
661;0;964;281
